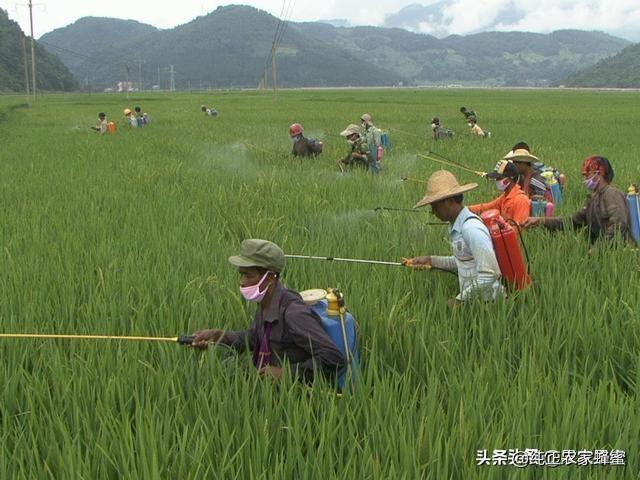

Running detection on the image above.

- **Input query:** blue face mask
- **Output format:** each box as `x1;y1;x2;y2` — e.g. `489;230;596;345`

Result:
583;173;600;191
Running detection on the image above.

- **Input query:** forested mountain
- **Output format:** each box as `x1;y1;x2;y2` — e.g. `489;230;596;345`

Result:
39;5;631;89
564;43;640;88
0;9;77;92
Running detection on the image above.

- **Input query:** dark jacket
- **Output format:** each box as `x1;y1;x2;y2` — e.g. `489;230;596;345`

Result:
292;137;323;157
225;282;345;381
519;171;550;200
542;184;631;243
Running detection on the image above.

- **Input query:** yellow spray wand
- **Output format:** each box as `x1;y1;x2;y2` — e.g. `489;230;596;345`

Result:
417;153;487;178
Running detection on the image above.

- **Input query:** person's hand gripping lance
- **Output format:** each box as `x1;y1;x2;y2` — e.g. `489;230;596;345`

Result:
401;256;432;270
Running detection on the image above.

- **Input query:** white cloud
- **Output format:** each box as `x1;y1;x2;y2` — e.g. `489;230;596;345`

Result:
0;0;638;41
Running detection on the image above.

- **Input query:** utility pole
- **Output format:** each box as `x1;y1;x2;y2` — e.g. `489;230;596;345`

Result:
271;45;277;96
137;57;143;91
157;65;160;88
169;65;175;91
21;35;30;103
28;0;37;100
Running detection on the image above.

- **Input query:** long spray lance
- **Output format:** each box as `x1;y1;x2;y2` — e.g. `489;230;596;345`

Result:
0;333;196;345
285;254;445;272
417;152;487;178
286;254;405;267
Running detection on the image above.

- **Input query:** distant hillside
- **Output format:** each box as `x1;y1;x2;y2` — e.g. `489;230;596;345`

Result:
40;17;158;71
38;5;630;89
0;9;77;92
297;25;631;86
41;6;402;89
564;43;640;88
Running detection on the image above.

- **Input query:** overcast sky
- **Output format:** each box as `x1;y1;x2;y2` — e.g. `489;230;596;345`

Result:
1;0;639;41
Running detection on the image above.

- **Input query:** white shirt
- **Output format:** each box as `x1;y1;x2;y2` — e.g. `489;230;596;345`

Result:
431;207;504;301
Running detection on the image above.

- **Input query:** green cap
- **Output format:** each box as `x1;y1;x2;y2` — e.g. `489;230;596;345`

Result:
228;239;286;273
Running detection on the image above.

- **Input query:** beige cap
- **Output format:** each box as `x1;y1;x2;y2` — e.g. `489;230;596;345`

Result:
340;124;361;137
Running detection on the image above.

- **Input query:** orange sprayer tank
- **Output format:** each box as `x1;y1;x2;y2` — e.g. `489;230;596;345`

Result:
480;209;532;290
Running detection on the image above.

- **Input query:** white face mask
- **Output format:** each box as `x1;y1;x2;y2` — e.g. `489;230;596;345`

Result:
431;123;437;130
468;123;473;127
495;178;511;191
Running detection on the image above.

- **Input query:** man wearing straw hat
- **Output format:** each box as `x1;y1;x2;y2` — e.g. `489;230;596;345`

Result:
505;147;550;200
190;239;345;381
404;171;504;306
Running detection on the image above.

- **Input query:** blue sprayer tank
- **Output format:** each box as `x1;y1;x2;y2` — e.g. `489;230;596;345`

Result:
628;184;640;244
307;289;360;391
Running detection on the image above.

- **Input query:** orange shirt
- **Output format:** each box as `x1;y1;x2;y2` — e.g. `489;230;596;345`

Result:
470;184;531;225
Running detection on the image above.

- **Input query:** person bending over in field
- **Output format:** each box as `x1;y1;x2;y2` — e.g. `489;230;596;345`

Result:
134;106;149;125
469;160;531;226
504;144;550;201
191;239;345;382
201;105;218;116
431;117;454;140
404;171;504;307
338;124;378;173
123;108;138;127
460;106;477;121
91;112;109;135
523;156;631;246
468;116;490;138
289;123;323;157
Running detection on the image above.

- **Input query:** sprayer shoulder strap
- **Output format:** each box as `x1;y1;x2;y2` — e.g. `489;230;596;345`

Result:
461;214;493;243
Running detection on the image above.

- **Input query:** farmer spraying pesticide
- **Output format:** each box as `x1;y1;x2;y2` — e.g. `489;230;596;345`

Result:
201;104;218;116
190;240;346;383
470;160;531;226
430;117;454;140
338;124;379;173
360;114;385;162
403;170;504;307
289;123;323;158
524;156;632;247
91;112;116;135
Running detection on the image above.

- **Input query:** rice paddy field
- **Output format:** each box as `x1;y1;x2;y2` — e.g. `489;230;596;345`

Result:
0;88;639;478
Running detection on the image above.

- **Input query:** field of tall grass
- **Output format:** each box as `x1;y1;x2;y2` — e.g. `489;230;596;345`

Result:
0;88;639;478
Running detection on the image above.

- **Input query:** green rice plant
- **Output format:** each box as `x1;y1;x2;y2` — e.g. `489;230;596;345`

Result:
0;88;638;478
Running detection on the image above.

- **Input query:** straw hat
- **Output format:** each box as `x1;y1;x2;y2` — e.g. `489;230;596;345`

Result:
360;113;373;126
340;124;361;137
414;170;478;208
504;148;539;163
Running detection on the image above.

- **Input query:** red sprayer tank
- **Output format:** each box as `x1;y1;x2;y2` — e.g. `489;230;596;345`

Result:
480;209;532;290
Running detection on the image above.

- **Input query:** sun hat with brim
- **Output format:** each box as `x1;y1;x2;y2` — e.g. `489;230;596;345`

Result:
228;239;286;273
360;113;373;126
414;170;478;208
340;124;361;137
505;148;539;163
486;159;519;180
